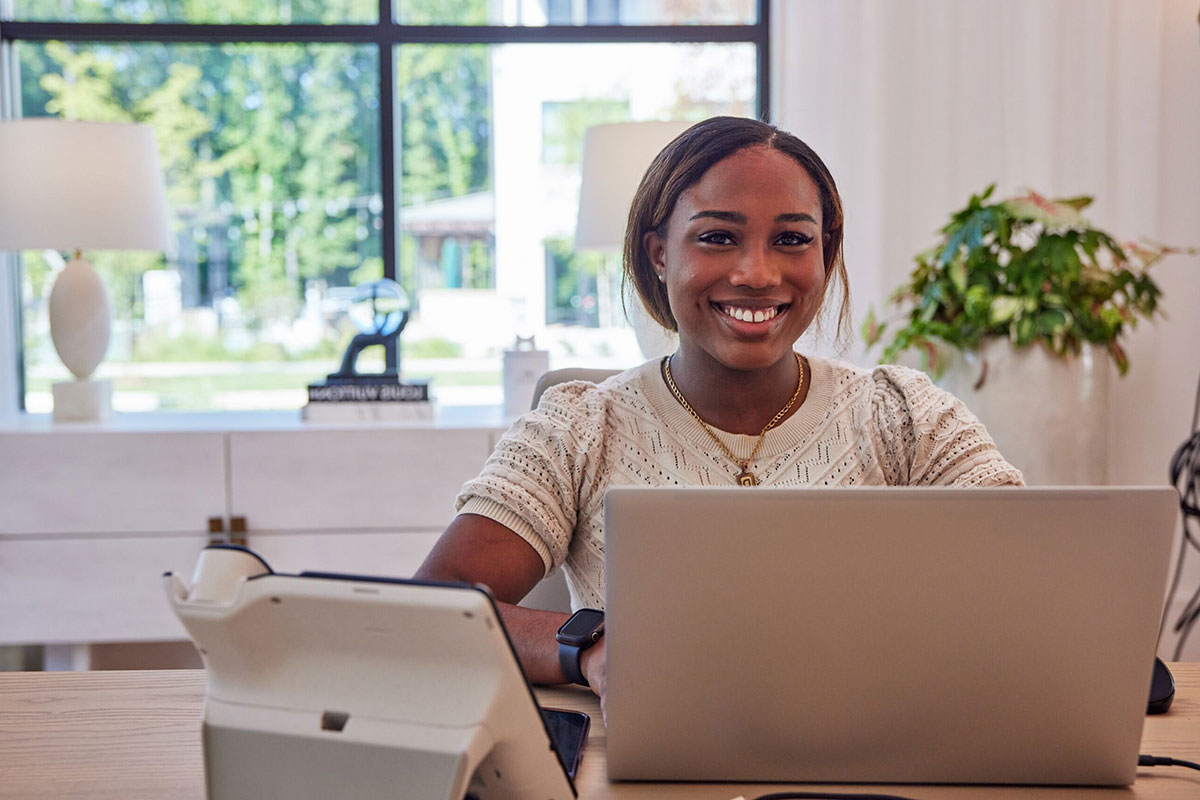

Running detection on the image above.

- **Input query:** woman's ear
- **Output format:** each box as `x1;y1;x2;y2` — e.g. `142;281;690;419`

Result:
643;229;667;282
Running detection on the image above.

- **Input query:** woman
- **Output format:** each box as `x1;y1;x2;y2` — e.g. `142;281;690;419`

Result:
415;116;1023;711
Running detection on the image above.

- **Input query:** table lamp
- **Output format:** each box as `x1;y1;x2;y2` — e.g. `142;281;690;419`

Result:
574;120;690;359
0;119;170;421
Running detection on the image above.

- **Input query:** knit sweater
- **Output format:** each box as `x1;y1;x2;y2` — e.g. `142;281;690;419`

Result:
455;355;1024;610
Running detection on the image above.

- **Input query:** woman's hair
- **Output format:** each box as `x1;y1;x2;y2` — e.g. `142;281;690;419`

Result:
622;116;849;340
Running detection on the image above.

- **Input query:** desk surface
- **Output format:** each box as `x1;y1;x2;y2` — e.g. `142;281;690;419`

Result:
1;667;1198;799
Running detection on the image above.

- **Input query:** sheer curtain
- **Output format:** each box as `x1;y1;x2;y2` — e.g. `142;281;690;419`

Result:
774;0;1198;473
773;0;1200;653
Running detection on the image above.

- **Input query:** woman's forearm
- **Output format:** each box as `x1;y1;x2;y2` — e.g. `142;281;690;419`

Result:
495;601;571;684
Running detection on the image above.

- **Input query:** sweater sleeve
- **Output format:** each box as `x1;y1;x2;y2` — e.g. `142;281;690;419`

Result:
870;365;1025;487
455;381;608;575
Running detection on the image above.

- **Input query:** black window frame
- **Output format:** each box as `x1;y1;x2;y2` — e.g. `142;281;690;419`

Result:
0;0;769;399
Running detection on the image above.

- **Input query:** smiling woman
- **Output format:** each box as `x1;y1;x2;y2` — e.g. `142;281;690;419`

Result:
414;116;1025;717
642;146;828;432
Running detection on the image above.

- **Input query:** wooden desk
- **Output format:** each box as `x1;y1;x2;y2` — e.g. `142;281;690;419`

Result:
1;666;1198;799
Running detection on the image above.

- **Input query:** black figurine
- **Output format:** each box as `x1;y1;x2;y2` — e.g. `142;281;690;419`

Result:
326;279;410;386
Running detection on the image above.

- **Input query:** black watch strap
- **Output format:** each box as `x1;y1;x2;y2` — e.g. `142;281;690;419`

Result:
558;640;590;687
556;608;604;688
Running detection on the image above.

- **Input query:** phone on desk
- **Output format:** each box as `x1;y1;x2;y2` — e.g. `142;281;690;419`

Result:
541;708;590;778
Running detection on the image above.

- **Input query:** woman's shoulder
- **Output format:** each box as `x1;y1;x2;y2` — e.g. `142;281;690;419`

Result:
868;361;941;403
802;355;922;401
804;356;955;426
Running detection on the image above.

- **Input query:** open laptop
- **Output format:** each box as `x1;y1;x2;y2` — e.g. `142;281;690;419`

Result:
603;486;1177;786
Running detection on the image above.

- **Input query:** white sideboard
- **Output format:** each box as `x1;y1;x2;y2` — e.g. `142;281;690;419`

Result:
0;409;508;663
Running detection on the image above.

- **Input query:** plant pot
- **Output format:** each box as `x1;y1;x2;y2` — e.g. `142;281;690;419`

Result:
939;339;1110;486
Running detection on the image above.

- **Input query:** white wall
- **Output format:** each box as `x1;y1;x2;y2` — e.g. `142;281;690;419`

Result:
773;0;1200;658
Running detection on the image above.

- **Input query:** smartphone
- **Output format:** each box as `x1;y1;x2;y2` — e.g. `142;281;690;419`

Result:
540;707;591;779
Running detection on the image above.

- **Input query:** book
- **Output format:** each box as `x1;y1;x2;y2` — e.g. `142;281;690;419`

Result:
307;382;429;403
301;399;434;423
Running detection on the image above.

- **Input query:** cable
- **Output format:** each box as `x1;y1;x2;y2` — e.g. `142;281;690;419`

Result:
1162;371;1200;661
1139;754;1200;772
746;755;1200;800
751;794;920;800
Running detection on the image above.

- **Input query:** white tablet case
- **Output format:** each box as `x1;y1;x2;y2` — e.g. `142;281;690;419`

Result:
166;546;576;800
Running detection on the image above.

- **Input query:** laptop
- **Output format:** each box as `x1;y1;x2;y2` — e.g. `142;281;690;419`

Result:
603;486;1177;786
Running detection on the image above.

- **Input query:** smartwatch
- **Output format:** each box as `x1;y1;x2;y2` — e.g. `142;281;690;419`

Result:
556;608;605;687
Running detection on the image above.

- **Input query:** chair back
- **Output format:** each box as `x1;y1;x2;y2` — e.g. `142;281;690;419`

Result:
530;367;621;409
518;366;621;613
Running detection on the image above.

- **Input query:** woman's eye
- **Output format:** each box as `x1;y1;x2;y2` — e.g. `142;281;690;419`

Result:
698;231;735;246
776;232;814;246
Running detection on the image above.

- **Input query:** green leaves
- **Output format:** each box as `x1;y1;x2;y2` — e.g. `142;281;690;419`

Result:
864;185;1190;378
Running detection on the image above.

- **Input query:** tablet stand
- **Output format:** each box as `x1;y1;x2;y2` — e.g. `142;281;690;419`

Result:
165;545;577;800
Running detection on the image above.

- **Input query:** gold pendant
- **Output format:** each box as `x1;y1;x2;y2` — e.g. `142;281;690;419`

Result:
736;469;758;486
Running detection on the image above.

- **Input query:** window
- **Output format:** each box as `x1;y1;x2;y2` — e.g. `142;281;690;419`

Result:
1;1;768;411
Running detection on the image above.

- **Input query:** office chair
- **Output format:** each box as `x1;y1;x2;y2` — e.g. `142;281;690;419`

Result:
518;367;621;613
530;367;622;410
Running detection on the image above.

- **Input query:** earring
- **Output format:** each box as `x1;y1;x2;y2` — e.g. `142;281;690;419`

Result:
657;273;666;283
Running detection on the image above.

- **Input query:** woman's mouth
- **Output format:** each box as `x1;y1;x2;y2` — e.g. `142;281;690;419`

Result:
715;302;789;324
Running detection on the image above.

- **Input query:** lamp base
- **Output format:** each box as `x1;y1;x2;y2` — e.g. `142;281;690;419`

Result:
52;379;113;422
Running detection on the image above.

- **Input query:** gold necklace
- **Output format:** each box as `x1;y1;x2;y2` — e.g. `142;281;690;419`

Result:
663;352;804;486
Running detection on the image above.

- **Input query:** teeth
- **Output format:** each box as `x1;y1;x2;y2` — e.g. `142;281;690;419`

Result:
721;304;779;323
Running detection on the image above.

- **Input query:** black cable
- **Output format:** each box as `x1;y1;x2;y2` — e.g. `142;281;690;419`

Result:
1174;587;1200;660
752;794;919;800
745;754;1200;800
1160;534;1192;641
1163;372;1200;661
748;755;1200;800
1139;754;1200;771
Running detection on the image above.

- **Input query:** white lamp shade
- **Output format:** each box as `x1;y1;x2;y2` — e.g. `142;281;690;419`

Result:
0;119;171;252
574;120;692;251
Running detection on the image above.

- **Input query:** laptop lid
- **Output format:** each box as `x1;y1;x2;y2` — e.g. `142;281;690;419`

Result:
604;486;1177;786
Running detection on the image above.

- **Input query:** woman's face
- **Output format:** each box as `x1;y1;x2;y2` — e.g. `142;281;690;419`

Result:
644;146;828;373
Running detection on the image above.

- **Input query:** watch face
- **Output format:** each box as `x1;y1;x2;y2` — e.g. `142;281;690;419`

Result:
558;608;604;646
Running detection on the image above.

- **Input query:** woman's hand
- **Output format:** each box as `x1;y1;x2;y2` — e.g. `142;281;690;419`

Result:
580;637;608;721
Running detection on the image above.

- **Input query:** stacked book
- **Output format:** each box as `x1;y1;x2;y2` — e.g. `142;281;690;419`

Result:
301;380;433;423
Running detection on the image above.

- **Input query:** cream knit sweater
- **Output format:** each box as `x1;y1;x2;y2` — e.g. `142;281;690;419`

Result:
456;355;1024;610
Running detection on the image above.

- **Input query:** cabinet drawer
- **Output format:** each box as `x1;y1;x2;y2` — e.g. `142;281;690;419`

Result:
0;534;207;645
228;429;491;531
0;432;226;536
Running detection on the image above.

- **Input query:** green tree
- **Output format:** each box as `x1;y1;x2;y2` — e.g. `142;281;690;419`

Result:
397;43;491;205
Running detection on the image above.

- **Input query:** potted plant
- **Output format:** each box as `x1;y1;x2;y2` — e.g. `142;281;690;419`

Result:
864;185;1193;484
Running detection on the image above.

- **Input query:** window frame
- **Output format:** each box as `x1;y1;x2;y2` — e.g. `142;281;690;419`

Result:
0;0;770;412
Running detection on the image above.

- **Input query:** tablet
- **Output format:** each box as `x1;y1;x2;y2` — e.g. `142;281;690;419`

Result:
166;545;581;799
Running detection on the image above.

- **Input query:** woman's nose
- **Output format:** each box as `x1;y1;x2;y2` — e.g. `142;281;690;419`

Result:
730;246;782;288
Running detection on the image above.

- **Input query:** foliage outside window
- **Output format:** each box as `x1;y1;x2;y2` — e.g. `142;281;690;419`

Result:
4;1;764;412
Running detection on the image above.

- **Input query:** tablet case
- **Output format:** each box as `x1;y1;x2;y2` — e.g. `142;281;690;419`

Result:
165;545;577;800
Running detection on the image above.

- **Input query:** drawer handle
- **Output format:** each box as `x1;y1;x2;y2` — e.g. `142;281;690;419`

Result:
229;516;248;547
207;516;226;546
